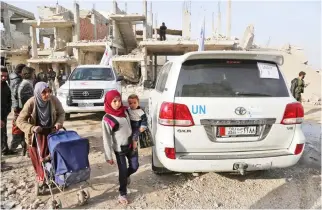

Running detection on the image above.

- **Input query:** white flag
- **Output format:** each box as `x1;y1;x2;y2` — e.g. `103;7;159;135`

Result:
100;43;113;66
198;16;205;51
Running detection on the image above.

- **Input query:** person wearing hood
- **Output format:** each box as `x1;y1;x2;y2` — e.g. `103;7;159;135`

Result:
101;90;139;205
10;67;35;156
1;66;15;156
16;82;65;185
9;64;25;112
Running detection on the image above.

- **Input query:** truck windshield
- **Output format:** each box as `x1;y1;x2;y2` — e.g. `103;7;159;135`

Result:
69;67;115;81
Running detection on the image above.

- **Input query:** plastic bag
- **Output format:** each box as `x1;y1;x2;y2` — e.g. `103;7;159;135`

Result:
139;129;154;148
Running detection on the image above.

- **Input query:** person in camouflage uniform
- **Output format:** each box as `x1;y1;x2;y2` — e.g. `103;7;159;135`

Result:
47;67;57;96
290;71;308;103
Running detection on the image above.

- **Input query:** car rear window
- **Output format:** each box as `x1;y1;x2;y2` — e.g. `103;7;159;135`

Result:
175;59;289;97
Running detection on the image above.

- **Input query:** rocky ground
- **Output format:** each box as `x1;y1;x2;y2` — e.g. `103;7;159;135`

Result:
1;104;321;209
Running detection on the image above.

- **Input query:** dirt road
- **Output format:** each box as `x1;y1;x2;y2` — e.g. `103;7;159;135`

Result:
1;105;321;209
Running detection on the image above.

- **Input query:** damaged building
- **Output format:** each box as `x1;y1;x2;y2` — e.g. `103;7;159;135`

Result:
23;3;111;76
4;0;318;102
0;1;35;71
22;0;147;81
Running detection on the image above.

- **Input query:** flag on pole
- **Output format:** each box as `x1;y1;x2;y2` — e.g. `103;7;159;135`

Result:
198;16;205;51
100;43;113;66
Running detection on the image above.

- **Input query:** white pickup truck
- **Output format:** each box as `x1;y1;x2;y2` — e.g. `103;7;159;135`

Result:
57;65;123;120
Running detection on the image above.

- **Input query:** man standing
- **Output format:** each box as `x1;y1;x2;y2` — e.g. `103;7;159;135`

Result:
160;22;167;41
9;64;25;113
48;67;57;95
36;69;48;83
1;66;15;156
11;67;35;156
290;71;308;102
57;69;64;87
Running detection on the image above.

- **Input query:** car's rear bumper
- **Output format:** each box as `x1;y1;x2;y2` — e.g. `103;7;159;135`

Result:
154;123;305;173
156;149;303;173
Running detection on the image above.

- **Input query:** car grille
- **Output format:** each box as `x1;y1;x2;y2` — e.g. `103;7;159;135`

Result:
71;89;104;100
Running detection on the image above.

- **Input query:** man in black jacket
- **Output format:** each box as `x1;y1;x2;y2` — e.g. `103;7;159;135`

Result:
11;67;35;156
37;68;48;83
9;64;25;112
160;22;167;41
1;66;15;156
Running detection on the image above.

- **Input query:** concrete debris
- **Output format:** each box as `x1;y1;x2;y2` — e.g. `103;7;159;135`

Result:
47;55;71;59
1;200;16;209
76;36;112;43
30;199;42;209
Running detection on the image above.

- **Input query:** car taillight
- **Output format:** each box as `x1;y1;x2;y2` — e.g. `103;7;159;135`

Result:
165;147;176;159
158;102;195;127
281;103;304;125
294;144;304;155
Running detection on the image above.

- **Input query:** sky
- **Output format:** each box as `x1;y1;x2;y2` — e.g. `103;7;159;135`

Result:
3;0;322;69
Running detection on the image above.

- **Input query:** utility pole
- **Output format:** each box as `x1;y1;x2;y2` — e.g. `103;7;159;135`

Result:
154;13;158;40
217;1;221;38
227;0;231;38
212;12;214;37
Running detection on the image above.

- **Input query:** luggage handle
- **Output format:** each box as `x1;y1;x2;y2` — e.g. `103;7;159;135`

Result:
43;126;66;131
33;126;66;134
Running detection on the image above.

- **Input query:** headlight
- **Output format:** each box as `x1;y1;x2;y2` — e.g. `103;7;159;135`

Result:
57;89;69;98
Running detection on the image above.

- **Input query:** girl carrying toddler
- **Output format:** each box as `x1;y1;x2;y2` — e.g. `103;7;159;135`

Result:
101;90;139;205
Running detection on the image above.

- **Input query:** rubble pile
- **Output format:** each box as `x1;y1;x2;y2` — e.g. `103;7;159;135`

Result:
113;47;144;59
1;176;47;209
47;54;71;59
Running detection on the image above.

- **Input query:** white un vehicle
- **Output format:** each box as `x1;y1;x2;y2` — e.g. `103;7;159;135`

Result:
148;51;305;175
57;65;123;120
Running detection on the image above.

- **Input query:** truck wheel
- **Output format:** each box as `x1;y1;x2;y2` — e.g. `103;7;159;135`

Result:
65;113;71;120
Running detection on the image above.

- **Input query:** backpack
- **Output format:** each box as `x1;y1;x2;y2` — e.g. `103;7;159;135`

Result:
290;78;298;97
104;110;154;149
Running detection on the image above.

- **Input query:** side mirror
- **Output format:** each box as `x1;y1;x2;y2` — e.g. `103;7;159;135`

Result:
117;76;124;81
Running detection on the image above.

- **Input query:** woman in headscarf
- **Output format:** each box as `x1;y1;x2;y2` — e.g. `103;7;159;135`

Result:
16;82;65;184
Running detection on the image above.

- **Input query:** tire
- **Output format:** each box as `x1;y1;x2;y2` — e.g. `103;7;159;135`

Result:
65;113;71;120
151;150;172;175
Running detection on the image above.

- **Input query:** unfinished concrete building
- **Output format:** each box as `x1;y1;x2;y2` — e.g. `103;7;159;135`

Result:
0;1;35;71
112;0;237;87
23;1;147;79
23;3;109;76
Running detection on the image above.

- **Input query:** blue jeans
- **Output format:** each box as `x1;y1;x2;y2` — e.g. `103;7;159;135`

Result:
115;150;139;196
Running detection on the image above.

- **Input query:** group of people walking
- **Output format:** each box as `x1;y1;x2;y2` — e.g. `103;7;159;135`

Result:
1;64;148;205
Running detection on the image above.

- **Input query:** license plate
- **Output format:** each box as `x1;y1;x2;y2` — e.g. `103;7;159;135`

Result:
218;126;257;136
78;103;94;107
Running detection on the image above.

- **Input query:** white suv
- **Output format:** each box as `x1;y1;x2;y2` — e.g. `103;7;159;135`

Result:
148;51;306;175
57;65;123;120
